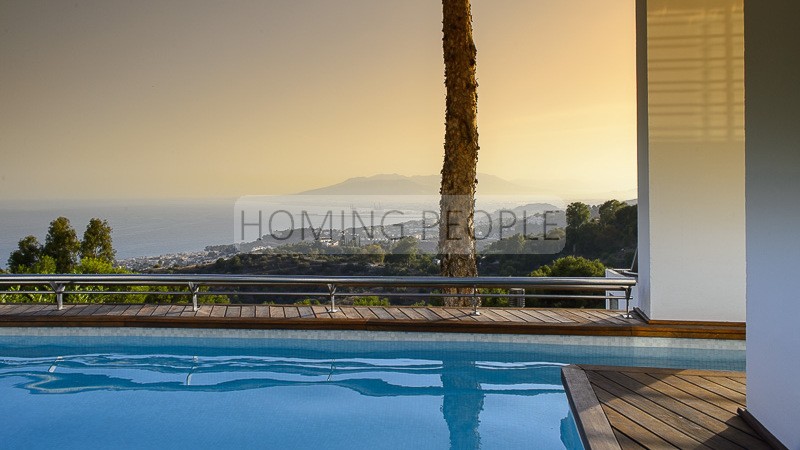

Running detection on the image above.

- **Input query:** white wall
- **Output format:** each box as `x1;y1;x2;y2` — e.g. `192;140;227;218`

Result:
637;0;746;322
745;1;800;447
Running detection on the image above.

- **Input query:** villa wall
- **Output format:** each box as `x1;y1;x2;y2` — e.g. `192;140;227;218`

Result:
636;0;746;322
745;1;800;447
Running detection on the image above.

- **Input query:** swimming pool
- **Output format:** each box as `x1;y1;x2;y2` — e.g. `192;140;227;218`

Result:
0;330;744;449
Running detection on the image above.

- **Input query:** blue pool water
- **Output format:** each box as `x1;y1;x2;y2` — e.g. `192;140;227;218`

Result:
0;334;744;449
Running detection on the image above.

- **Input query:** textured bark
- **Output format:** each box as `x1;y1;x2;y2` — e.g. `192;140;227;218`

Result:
439;0;479;307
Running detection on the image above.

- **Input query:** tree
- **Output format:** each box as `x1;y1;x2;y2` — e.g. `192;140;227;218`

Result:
529;256;606;308
566;202;591;230
81;218;116;264
598;200;625;225
360;244;386;265
439;0;480;306
530;256;605;278
30;255;57;274
43;217;80;273
7;235;42;273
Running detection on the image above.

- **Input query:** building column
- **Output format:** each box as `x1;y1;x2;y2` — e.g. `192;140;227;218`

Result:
745;1;800;447
636;0;746;322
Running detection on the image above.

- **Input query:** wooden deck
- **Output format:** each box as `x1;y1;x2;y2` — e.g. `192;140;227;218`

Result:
562;365;774;450
0;303;744;339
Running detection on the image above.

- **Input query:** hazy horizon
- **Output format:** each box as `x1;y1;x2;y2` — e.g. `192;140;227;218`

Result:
1;0;636;201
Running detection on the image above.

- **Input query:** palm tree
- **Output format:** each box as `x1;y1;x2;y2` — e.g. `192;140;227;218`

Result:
439;0;479;306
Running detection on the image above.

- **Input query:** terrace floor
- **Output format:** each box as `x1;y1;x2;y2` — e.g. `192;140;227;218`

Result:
562;365;772;450
0;303;744;339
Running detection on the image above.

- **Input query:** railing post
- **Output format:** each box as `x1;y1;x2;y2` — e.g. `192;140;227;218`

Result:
188;283;199;312
510;288;525;308
622;287;633;319
49;282;65;310
470;285;481;316
327;284;338;314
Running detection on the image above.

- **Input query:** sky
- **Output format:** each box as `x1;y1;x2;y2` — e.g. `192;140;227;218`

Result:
0;0;637;201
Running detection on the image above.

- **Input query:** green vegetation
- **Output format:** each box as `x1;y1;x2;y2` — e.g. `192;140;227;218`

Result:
3;199;635;309
351;296;391;306
527;256;606;308
295;298;322;306
80;218;116;264
8;216;113;274
481;200;636;276
2;216;228;305
42;217;81;273
530;256;605;278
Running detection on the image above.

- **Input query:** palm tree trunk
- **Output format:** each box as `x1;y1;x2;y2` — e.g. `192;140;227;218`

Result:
439;0;479;307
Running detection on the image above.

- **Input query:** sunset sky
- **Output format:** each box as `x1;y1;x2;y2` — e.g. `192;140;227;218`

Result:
0;0;636;201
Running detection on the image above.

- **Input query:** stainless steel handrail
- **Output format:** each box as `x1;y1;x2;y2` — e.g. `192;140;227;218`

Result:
0;274;635;317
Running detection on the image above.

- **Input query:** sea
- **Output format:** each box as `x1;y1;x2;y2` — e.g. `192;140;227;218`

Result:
0;195;566;269
0;199;235;268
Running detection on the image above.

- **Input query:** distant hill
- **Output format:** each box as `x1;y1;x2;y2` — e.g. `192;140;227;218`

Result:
298;173;533;195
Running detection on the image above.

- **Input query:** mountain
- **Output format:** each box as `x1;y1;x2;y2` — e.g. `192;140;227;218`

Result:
298;173;532;195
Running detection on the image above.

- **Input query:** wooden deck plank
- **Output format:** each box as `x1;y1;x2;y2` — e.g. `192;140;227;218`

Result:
535;309;575;323
488;308;528;322
353;306;378;319
120;304;142;316
17;304;49;315
136;304;158;317
412;307;441;322
398;307;426;320
459;308;491;322
613;429;647;450
0;305;26;315
240;305;256;318
310;305;330;319
150;305;171;316
620;372;760;438
296;306;314;319
592;384;708;449
223;306;241;318
427;307;456;320
33;305;60;316
551;308;592;323
564;308;609;324
0;304;747;339
254;305;270;318
445;308;477;321
564;366;772;450
61;304;89;316
586;371;747;450
369;307;394;320
601;405;679;449
509;308;553;323
593;371;767;449
282;306;300;319
384;307;410;320
720;376;747;392
339;306;363;319
165;305;185;317
30;304;55;314
193;305;212;317
474;309;507;322
582;309;629;325
209;305;227;318
561;365;620;450
678;375;747;406
269;306;286;318
647;373;746;415
105;305;130;315
328;308;347;319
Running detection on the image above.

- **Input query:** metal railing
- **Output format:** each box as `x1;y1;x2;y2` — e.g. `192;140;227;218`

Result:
0;274;636;318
